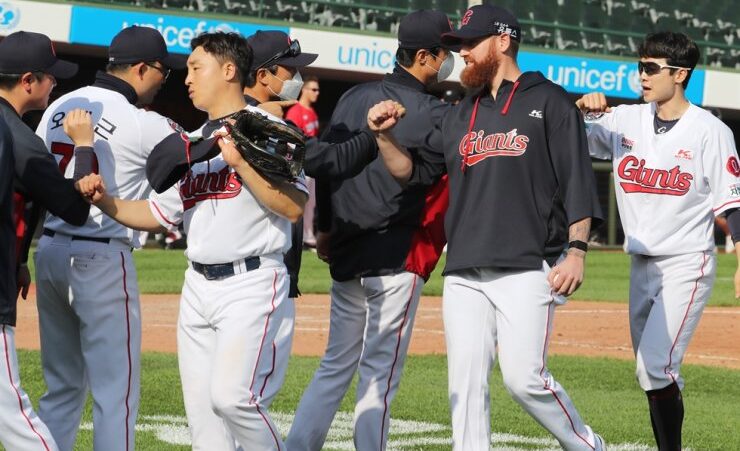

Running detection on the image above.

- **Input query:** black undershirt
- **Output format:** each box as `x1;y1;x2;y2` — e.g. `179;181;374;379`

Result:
653;113;679;134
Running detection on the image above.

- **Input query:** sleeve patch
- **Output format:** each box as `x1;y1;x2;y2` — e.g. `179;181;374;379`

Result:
726;156;740;177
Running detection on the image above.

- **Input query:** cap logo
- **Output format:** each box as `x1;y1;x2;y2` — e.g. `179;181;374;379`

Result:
461;9;473;26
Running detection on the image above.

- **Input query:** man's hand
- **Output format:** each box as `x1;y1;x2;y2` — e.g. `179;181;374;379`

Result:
258;100;297;119
16;264;30;301
547;250;586;296
316;231;331;263
74;173;107;204
575;92;612;114
63;109;94;147
216;134;249;170
367;100;406;133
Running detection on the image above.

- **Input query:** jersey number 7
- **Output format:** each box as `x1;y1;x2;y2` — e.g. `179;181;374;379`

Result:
51;141;99;174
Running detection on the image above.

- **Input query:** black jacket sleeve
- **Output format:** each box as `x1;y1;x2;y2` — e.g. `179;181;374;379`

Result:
0;119;16;325
304;130;378;179
547;104;603;227
408;116;447;186
146;133;220;193
14;132;89;226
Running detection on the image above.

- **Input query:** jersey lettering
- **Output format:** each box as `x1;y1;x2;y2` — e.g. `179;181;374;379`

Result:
617;155;692;196
50;141;100;174
94;117;117;141
180;166;242;210
458;128;529;166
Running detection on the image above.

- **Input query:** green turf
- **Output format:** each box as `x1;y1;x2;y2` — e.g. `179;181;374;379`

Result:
10;350;740;450
26;248;740;305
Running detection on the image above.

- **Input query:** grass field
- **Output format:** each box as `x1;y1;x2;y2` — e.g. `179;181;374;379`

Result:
28;248;740;305
11;350;740;450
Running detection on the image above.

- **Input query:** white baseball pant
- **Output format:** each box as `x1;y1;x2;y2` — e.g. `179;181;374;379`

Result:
0;325;58;451
178;255;292;451
286;271;423;451
34;233;140;451
443;263;603;451
630;251;715;391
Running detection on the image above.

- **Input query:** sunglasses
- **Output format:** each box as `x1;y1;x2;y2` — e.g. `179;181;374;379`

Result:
637;61;692;76
145;62;171;81
260;39;301;69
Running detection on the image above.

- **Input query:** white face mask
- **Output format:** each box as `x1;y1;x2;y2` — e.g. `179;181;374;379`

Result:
269;70;303;101
429;52;454;82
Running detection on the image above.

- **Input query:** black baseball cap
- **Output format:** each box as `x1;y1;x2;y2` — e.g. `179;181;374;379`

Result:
0;31;78;78
108;26;186;70
397;9;453;49
441;4;521;47
247;30;317;71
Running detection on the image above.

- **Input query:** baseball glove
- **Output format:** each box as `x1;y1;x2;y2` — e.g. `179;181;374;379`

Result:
228;109;306;181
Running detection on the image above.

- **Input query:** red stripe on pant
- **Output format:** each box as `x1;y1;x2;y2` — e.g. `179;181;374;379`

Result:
2;325;52;451
539;302;595;450
248;270;281;449
380;274;417;446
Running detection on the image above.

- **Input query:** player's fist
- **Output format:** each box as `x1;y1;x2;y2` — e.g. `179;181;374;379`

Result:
74;173;107;204
575;93;612;114
63;109;95;147
367;100;406;133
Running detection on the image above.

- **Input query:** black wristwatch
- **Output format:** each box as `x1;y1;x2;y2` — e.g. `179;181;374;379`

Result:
568;240;589;252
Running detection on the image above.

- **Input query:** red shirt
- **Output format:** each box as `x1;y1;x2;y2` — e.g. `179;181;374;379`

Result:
286;103;319;137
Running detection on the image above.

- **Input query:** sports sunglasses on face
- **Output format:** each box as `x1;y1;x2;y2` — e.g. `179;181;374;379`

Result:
145;62;171;81
260;39;301;68
637;61;692;76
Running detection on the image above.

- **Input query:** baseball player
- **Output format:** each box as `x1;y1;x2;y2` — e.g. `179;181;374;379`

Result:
287;10;454;451
33;26;185;450
286;75;321;248
0;31;90;451
74;32;308;451
576;31;740;450
366;5;606;450
243;30;318;307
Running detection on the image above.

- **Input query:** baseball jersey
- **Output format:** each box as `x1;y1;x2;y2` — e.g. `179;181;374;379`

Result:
586;102;740;255
37;80;179;247
148;105;308;265
285;103;319;137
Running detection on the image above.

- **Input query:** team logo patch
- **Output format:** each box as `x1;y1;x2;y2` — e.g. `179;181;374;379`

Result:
617;155;692;196
620;136;634;152
461;9;473;26
729;183;740;197
727;156;740;177
674;149;693;160
458;128;529;167
528;110;543;119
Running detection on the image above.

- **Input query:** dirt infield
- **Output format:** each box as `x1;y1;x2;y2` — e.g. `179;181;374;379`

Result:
13;292;740;369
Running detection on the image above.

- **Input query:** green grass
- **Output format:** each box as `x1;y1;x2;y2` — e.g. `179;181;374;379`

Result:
10;350;740;450
26;248;740;305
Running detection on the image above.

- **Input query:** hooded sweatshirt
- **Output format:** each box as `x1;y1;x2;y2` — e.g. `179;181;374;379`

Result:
410;71;603;274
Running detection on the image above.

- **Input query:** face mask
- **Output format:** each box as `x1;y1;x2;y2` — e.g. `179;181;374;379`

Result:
430;53;454;82
269;70;303;101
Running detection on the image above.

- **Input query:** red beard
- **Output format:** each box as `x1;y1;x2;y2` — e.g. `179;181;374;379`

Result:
460;46;499;89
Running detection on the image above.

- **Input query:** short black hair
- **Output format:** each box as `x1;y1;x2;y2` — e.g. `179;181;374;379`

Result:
105;62;136;74
638;31;700;89
395;46;443;68
190;32;253;89
0;71;46;90
244;64;278;88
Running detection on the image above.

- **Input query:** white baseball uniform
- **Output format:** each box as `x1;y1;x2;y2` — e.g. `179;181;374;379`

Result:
585;102;740;390
34;84;179;451
148;105;307;451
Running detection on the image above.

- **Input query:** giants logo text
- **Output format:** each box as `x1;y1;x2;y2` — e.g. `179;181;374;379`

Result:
180;166;242;210
617;155;692;196
458;129;529;166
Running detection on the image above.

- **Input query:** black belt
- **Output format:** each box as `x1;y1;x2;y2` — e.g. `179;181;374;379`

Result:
43;228;110;244
191;256;261;280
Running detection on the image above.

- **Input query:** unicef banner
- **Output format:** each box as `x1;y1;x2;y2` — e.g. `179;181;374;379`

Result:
70;6;287;54
0;0;71;41
518;52;705;104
